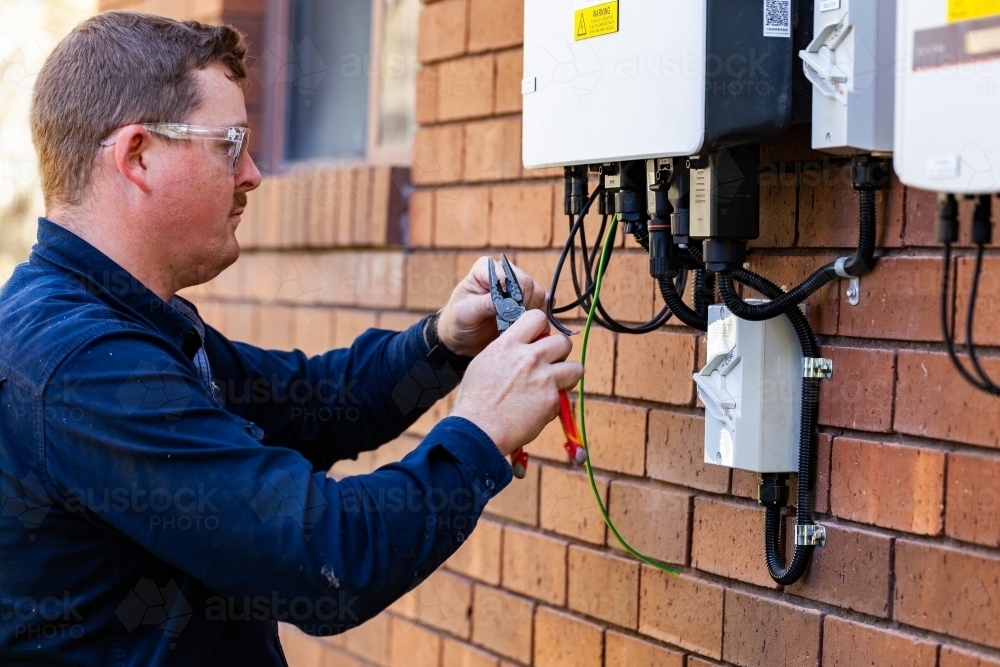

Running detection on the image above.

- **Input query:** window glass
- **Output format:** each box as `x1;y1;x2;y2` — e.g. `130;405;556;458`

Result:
285;0;373;161
376;0;419;149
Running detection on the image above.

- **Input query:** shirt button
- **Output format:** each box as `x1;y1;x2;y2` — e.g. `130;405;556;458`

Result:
485;478;495;491
454;531;465;543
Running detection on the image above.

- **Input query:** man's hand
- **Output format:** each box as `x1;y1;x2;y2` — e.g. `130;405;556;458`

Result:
436;256;546;358
452;310;584;456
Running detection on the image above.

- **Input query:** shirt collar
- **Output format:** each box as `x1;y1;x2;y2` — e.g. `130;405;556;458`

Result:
31;217;204;358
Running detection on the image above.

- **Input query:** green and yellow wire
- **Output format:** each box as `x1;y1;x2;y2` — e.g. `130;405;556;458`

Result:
577;214;680;576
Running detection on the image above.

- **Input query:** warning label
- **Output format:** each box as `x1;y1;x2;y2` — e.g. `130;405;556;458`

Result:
574;0;619;41
949;0;1000;22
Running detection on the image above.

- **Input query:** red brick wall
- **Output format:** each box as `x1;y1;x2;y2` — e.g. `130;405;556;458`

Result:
105;0;1000;665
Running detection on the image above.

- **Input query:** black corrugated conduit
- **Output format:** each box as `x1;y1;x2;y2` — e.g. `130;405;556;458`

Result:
717;157;886;321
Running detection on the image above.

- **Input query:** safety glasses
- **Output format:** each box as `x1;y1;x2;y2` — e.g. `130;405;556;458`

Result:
100;123;250;170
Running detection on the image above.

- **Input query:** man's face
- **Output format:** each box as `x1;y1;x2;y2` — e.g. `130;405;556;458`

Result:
145;63;261;286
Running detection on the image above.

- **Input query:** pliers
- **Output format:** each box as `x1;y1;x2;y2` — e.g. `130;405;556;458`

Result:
490;254;588;479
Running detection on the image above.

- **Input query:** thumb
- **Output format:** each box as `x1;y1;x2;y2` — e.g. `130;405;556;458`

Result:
506;309;549;343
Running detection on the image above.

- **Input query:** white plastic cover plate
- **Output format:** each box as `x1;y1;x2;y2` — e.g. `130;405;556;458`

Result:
522;0;708;168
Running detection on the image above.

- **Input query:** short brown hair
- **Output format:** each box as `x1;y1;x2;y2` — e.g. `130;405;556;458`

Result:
30;11;249;208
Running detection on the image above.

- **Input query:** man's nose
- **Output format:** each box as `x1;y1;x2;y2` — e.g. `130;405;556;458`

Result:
238;152;262;192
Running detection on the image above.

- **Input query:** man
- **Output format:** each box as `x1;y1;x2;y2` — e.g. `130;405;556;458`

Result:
0;11;582;665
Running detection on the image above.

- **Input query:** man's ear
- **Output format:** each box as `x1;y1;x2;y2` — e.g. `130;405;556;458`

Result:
112;125;153;193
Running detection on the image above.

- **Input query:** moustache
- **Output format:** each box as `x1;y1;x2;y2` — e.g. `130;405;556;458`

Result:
231;192;248;215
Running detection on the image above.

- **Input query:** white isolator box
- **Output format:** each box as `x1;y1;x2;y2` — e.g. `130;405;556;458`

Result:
894;2;1000;193
695;303;803;473
801;0;897;154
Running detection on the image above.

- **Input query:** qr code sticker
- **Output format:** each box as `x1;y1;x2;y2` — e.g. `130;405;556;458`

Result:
763;0;791;38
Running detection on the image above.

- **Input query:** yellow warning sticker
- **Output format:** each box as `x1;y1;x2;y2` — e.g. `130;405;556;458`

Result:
574;1;619;41
949;0;1000;22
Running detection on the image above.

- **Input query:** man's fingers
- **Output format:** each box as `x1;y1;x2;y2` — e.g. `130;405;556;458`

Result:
529;332;573;363
551;361;585;390
505;308;549;343
522;277;546;312
471;256;544;302
508;262;532;294
468;256;493;291
467;292;496;320
508;266;545;310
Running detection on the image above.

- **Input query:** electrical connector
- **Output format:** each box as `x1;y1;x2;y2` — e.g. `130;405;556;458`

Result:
758;474;790;508
937;193;959;244
972;195;993;246
851;156;891;192
647;164;678;280
563;165;588;216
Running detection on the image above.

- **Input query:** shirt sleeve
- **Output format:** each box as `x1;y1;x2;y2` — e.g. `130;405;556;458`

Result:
204;317;463;471
41;330;512;634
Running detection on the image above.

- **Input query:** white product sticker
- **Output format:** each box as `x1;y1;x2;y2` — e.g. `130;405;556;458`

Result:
521;77;537;94
763;0;791;37
820;0;841;11
926;155;962;180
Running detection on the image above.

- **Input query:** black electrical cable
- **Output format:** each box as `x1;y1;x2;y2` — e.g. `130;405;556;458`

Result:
564;167;591;302
658;279;704;331
631;224;650;252
627;221;695;331
693;269;716;318
654;244;715;332
552;210;612;313
964;196;999;389
939;242;998;393
548;189;685;335
567;203;676;332
568;188;603;303
567;217;587;302
939;194;1000;395
693;269;706;316
549;197;668;334
548;196;596;335
550;189;603;317
584;218;677;334
703;272;717;314
964;243;1000;389
554;237;683;334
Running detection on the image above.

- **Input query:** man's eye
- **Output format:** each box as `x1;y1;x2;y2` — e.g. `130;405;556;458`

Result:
205;139;235;156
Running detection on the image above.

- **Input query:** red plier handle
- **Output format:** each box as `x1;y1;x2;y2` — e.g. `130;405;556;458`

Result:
509;347;588;479
510;389;585;478
490;254;586;480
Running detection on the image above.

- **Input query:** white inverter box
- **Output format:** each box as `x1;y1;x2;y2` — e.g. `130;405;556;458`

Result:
894;1;1000;193
522;0;798;169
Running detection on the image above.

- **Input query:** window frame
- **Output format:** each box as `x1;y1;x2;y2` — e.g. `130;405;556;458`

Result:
260;0;413;174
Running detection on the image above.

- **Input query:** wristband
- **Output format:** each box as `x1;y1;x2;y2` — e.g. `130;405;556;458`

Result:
423;312;474;373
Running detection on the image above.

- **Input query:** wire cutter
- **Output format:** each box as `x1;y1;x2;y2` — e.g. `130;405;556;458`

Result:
490;254;588;479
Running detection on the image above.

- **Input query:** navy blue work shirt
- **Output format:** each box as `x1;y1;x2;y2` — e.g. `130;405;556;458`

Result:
0;219;512;666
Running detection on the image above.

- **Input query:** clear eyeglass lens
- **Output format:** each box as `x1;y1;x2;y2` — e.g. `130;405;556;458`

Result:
202;128;248;167
204;138;237;157
137;124;247;166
